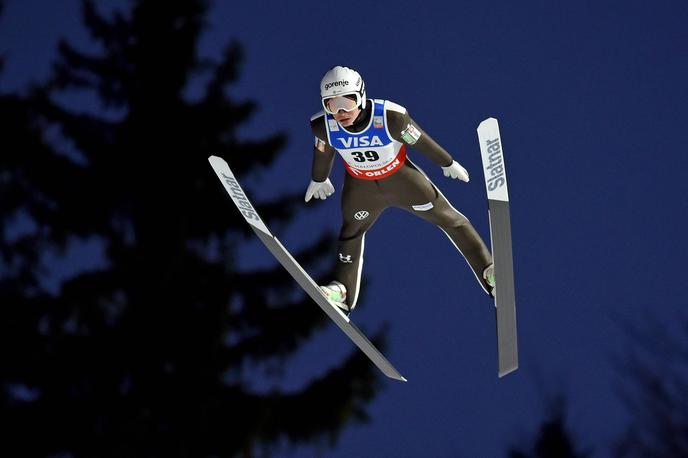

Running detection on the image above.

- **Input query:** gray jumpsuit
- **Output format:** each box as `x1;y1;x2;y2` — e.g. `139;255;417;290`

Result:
310;99;493;309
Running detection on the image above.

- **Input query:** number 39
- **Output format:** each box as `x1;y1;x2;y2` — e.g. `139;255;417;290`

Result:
351;151;380;162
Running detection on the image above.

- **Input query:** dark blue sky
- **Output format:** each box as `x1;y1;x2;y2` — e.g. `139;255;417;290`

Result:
3;0;688;456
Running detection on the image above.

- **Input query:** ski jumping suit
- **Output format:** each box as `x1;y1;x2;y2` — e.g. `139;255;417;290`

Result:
310;99;493;309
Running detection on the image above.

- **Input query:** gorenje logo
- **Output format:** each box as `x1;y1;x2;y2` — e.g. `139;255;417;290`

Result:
221;172;261;222
484;138;505;191
324;80;349;90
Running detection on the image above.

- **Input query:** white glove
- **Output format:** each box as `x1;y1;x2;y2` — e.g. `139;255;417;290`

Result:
442;160;469;182
304;178;335;202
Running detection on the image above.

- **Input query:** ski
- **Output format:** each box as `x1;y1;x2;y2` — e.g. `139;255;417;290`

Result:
208;156;407;382
477;118;519;377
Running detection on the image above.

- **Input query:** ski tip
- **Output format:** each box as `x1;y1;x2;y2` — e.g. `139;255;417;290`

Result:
477;117;498;131
400;376;408;382
208;155;223;164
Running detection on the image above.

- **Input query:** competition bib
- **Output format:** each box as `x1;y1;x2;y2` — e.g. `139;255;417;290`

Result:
325;99;406;180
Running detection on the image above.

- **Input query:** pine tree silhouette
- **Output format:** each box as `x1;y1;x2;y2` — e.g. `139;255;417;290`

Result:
508;397;591;458
613;314;688;458
0;0;4;74
1;1;385;456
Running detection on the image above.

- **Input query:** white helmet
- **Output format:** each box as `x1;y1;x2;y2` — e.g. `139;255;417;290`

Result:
320;66;366;111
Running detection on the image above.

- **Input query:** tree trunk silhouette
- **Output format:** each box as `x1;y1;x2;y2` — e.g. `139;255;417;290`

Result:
1;1;385;456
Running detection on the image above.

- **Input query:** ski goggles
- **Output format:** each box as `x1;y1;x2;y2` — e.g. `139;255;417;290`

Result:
322;93;360;114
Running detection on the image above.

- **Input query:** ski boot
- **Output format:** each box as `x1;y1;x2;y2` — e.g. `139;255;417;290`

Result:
483;264;496;298
320;281;351;315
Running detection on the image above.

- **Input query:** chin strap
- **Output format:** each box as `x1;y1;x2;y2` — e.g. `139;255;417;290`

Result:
351;104;372;129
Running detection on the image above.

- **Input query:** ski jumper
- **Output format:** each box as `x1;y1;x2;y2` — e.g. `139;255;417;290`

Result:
310;99;493;309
